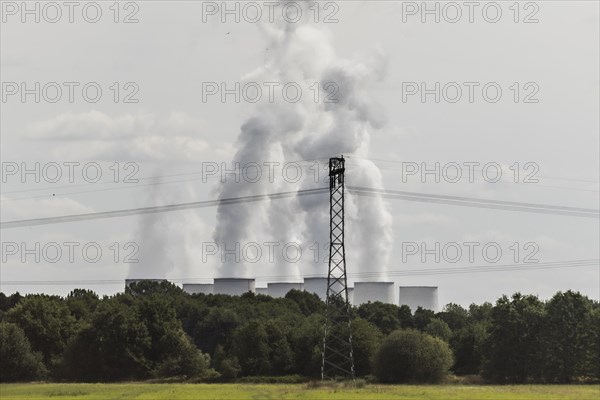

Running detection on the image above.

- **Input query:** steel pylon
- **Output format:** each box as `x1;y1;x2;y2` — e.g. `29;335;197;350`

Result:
321;156;355;380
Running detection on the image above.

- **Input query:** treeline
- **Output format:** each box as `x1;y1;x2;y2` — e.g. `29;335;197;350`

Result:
0;282;598;383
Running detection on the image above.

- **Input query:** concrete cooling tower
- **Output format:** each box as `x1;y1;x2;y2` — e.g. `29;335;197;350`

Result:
255;287;268;295
267;282;304;298
182;283;214;295
213;278;255;296
353;282;395;305
303;277;328;300
399;286;439;312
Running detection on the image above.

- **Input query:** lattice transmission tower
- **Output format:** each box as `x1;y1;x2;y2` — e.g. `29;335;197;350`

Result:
321;156;355;380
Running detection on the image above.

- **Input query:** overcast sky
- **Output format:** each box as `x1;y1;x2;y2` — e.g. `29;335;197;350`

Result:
1;0;598;307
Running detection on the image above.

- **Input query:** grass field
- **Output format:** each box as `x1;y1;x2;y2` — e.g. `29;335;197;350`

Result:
1;383;599;400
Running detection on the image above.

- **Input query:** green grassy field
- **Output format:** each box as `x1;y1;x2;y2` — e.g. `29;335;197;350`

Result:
1;383;599;400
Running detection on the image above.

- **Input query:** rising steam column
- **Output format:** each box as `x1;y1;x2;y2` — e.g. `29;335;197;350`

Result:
321;156;355;380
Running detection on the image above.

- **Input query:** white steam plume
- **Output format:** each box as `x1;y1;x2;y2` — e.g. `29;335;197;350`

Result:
214;1;393;280
130;175;210;280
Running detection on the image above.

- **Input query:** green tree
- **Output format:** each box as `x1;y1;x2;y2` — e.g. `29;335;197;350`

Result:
176;298;209;339
351;318;382;376
397;305;415;329
450;322;488;375
264;320;295;375
357;302;400;334
212;345;241;380
126;280;184;297
8;295;77;366
469;302;493;323
542;291;594;383
60;295;151;381
136;294;211;378
413;307;435;331
372;329;453;383
66;289;99;321
481;293;545;383
449;302;492;375
137;295;182;362
0;322;47;382
586;305;600;379
152;330;210;378
285;289;324;316
194;307;240;355
0;292;22;316
436;303;468;331
231;321;271;376
424;318;452;342
289;313;323;377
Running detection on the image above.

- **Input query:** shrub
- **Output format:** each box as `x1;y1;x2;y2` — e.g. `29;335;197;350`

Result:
372;329;453;383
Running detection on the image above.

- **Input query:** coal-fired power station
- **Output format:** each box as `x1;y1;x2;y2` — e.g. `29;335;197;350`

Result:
182;283;214;295
303;277;328;300
144;278;438;310
213;278;256;296
267;282;304;298
398;286;440;312
125;156;439;316
353;282;395;305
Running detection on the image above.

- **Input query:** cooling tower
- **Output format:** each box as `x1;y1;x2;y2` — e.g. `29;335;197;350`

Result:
353;282;395;305
255;287;268;295
267;282;304;298
303;277;328;300
182;283;214;295
399;286;439;312
213;278;255;296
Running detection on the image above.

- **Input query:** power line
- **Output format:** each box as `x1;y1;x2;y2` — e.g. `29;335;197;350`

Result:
4;157;597;202
348;186;600;218
5;155;597;201
2;186;598;229
0;188;328;229
255;259;600;280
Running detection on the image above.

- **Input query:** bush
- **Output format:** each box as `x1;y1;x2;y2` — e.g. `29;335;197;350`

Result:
0;322;47;382
372;329;453;383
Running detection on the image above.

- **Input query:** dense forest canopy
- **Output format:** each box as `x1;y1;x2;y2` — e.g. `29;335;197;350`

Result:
1;282;598;384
